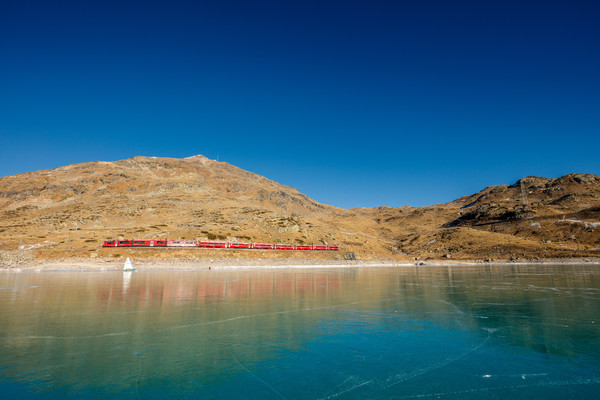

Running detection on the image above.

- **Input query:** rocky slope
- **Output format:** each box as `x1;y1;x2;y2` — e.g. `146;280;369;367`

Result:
362;174;600;260
0;156;599;262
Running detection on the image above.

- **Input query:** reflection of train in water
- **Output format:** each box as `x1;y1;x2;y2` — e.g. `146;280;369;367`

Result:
102;240;339;251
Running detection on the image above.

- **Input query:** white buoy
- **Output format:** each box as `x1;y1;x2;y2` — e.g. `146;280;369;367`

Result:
123;257;134;271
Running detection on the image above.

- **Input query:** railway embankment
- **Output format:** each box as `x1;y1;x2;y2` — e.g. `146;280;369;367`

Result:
0;250;36;269
0;247;357;269
2;248;598;270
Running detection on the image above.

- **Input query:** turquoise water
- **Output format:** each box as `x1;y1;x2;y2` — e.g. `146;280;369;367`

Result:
1;265;599;399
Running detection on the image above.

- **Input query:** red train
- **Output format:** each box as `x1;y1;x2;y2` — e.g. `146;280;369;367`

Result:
102;240;339;251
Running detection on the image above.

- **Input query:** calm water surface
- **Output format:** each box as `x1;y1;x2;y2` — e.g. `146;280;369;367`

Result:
1;265;599;399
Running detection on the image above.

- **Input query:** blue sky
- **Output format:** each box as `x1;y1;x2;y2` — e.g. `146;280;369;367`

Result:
1;0;599;208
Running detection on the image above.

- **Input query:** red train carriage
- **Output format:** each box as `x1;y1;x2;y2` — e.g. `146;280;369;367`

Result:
252;243;274;249
198;241;227;248
275;244;294;250
326;246;340;251
132;240;167;247
167;240;198;247
103;240;133;247
295;245;312;250
229;243;251;249
313;245;328;251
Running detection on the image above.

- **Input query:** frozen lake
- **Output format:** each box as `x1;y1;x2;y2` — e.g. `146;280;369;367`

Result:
1;264;600;399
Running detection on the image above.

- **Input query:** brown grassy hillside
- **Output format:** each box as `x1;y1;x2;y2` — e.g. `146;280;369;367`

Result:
1;156;599;262
364;174;600;260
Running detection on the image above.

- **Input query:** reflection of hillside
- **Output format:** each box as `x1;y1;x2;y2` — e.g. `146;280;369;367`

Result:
355;264;600;358
1;266;599;392
0;269;351;390
439;265;600;358
93;270;343;306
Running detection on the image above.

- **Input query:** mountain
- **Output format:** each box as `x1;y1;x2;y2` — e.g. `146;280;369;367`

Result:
1;156;599;262
0;156;378;258
363;174;600;260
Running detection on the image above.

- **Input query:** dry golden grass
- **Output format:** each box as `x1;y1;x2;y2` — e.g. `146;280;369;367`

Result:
1;156;599;262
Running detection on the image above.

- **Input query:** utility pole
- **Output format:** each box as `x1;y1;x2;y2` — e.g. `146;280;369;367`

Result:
520;180;529;208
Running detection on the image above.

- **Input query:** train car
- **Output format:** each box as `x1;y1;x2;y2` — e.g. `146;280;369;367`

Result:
103;240;116;247
116;240;133;247
198;241;227;248
326;246;340;251
167;240;198;247
275;244;294;250
131;240;167;247
252;243;274;249
295;245;312;250
229;242;251;249
313;245;328;251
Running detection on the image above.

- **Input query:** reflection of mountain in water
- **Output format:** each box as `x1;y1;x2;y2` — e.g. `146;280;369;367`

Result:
1;265;599;392
438;265;600;358
372;264;600;358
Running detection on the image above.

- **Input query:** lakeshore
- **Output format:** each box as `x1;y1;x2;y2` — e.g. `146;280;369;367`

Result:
2;249;599;271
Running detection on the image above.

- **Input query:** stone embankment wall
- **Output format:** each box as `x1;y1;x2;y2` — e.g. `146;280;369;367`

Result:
0;250;36;269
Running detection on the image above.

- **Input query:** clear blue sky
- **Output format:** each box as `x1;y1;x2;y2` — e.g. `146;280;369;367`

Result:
1;0;599;208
